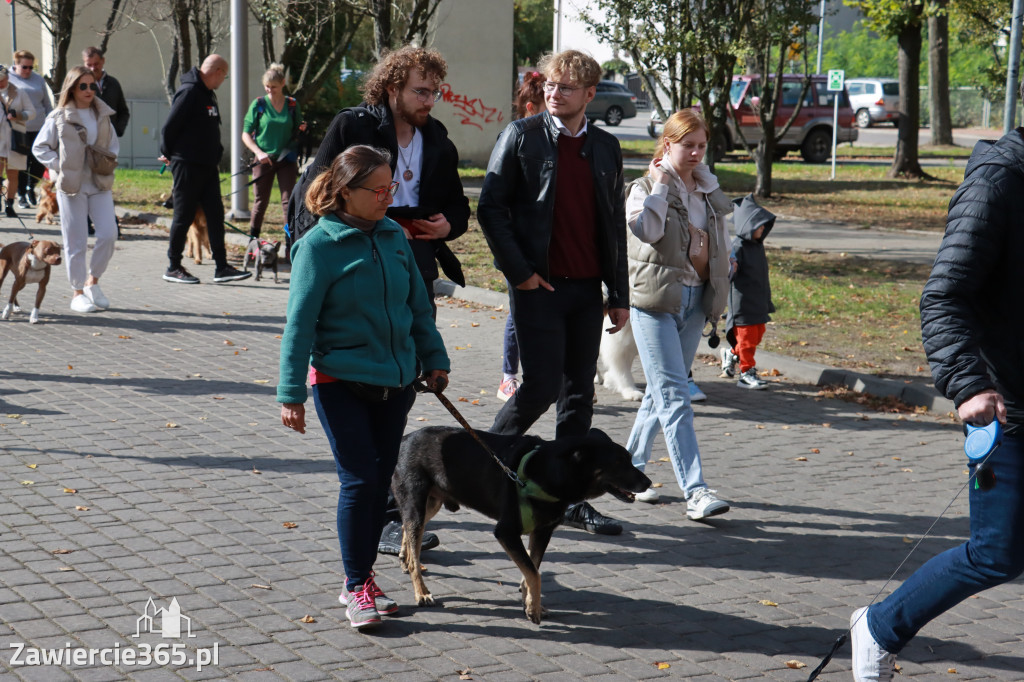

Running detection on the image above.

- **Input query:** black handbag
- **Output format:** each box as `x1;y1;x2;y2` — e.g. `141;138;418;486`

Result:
10;129;30;155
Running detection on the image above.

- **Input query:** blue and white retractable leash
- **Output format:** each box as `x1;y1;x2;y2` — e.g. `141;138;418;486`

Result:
806;419;1003;680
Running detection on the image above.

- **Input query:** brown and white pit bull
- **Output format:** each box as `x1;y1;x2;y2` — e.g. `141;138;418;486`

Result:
0;240;63;324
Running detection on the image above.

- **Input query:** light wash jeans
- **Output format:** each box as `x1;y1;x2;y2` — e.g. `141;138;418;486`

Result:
868;430;1024;653
626;284;708;498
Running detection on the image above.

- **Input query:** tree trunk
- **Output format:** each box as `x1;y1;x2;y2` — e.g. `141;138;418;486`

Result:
928;11;953;145
99;0;124;54
49;0;77;92
371;0;391;59
754;137;775;198
890;21;925;179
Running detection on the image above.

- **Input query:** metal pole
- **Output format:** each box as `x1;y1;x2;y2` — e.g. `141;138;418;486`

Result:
229;0;249;219
816;0;825;74
554;0;562;53
11;0;17;53
1004;0;1023;134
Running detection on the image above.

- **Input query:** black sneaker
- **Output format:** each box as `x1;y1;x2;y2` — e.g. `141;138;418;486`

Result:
17;194;29;209
163;267;200;284
5;200;17;217
213;265;252;283
563;501;622;535
378;520;440;556
27;189;37;207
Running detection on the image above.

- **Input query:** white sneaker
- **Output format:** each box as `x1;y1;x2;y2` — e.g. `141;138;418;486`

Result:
634;487;660;503
84;284;110;310
70;294;98;314
720;346;738;377
686;487;729;520
850;606;896;681
736;368;769;390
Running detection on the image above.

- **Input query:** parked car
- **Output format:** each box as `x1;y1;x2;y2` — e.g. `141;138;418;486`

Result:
586;80;637;127
845;77;900;128
722;74;858;163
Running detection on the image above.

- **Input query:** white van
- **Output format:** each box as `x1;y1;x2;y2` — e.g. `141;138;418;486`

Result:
846;78;900;128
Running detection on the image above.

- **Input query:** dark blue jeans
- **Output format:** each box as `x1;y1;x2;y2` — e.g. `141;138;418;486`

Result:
502;307;519;376
313;382;415;592
491;278;603;439
869;430;1024;653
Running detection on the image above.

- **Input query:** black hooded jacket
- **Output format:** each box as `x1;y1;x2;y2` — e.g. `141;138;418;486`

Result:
726;193;776;334
160;67;222;166
920;130;1024;430
286;103;470;285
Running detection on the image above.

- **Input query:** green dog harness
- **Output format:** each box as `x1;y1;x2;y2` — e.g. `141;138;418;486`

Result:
517;447;560;534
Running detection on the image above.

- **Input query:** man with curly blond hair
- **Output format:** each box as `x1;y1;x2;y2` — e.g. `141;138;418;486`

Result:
287;44;470;557
288;45;469;313
478;49;629;535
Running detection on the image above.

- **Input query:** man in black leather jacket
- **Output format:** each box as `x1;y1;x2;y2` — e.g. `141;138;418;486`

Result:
478;50;630;535
850;125;1024;679
287;45;470;315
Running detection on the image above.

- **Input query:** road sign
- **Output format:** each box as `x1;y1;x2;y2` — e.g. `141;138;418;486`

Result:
827;69;845;92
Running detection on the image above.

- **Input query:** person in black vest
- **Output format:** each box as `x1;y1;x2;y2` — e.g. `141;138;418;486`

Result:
288;45;469;316
83;47;130;138
288;45;469;555
160;54;250;285
478;50;630;535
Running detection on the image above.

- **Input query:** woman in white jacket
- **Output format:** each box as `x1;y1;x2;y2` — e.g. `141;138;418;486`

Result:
0;65;35;218
33;65;119;314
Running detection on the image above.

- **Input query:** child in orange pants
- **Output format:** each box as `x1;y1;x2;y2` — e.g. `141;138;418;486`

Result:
720;194;775;390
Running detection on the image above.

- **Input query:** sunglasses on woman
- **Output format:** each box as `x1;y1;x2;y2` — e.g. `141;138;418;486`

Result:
77;82;99;92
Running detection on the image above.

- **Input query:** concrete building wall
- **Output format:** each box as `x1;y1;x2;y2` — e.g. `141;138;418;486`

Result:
429;0;514;167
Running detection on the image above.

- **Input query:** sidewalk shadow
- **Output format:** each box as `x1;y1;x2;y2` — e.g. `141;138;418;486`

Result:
0;369;274;397
30;308;286;336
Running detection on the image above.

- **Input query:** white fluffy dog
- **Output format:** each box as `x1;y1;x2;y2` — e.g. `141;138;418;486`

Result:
595;314;644;401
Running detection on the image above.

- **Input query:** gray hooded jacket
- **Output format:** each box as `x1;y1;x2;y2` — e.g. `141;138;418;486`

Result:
726;194;776;336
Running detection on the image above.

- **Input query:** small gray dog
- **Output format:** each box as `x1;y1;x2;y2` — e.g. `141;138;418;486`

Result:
243;238;281;283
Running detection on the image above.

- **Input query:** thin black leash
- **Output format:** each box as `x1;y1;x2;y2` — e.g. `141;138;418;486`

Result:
2;180;37;240
413;379;525;488
805;443;1000;681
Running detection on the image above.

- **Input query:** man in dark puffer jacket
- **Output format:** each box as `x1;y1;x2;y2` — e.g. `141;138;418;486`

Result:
849;125;1024;679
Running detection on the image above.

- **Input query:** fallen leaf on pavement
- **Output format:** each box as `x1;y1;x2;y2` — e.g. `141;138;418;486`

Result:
75;506;89;511
901;468;914;473
250;584;271;590
810;448;820;454
458;397;469;402
651;482;663;489
785;660;807;669
794;457;808;462
224;339;234;346
59;567;74;572
282;522;298;529
63;488;76;494
118;335;132;340
51;549;74;554
654;662;670;670
20;480;34;485
471;400;479;405
26;463;36;468
8;414;21;418
254;379;270;384
948;669;957;674
213;396;224;400
165;423;179;428
252;466;261;474
299;615;315;623
759;599;778;607
471;322;479;327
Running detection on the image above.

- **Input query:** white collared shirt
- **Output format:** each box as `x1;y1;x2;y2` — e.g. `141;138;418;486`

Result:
551;115;588;138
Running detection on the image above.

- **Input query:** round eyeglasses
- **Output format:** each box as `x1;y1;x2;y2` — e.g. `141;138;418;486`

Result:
542;81;582;97
409;87;442;103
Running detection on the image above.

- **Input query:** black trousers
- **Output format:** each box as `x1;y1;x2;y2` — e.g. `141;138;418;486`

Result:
167;161;228;270
18;130;44;194
491;278;604;440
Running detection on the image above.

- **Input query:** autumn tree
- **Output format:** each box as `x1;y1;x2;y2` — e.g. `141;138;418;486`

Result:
17;0;77;90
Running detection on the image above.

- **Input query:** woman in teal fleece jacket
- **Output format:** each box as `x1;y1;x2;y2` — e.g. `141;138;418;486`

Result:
278;145;450;630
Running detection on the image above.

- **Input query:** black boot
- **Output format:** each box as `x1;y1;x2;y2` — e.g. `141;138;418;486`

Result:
5;198;17;218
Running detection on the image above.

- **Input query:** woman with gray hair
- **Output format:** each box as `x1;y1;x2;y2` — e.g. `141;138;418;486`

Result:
0;64;36;217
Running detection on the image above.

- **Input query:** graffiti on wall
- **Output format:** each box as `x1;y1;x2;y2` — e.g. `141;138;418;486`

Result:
440;83;504;130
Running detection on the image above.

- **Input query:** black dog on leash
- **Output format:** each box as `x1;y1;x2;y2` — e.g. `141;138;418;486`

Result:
391;426;651;623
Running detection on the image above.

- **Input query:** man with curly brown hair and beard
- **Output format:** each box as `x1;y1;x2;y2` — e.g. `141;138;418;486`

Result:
288;45;470;316
287;45;470;557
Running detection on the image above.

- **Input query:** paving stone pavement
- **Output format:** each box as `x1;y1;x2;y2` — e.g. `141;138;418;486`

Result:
1;217;1022;681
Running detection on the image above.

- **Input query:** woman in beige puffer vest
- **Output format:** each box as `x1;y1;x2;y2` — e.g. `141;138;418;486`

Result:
623;108;735;521
32;66;119;315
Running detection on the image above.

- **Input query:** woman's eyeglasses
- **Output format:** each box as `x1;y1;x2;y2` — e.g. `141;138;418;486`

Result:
77;82;99;92
354;181;399;202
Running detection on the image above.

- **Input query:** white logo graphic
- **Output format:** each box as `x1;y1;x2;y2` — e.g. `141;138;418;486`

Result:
134;597;195;639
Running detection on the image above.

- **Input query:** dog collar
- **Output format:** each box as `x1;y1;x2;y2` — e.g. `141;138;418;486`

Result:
517;447;559;534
